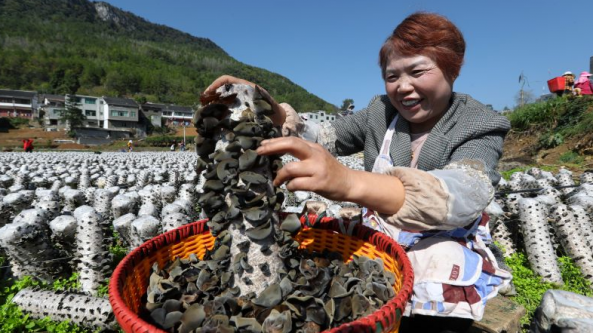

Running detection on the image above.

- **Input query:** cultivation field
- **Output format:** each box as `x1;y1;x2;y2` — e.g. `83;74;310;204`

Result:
1;111;592;331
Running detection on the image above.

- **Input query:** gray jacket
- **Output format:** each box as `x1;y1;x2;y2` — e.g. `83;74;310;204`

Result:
331;93;511;186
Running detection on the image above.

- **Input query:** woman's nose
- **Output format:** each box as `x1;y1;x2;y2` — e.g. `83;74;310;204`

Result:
397;77;414;93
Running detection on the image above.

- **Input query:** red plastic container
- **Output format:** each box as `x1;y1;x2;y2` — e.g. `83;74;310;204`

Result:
547;77;565;93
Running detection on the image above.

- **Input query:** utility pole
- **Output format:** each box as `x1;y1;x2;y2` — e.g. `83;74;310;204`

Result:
519;71;529;107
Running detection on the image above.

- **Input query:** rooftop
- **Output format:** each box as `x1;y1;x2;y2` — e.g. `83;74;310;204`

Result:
103;96;138;108
0;89;37;99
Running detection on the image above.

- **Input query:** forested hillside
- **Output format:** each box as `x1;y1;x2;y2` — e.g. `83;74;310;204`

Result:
0;0;336;112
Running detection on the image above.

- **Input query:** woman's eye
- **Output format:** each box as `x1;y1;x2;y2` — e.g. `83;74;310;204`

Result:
386;75;398;82
412;70;426;77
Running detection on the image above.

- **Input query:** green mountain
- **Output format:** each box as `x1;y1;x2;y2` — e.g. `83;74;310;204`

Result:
0;0;336;112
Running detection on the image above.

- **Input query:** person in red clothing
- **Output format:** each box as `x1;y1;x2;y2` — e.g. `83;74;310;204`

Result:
22;138;33;153
575;71;593;96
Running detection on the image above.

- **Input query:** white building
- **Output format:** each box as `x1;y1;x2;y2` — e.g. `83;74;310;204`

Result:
101;97;139;130
67;94;102;128
300;110;336;124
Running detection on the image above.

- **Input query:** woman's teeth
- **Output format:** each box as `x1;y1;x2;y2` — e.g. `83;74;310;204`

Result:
402;99;420;107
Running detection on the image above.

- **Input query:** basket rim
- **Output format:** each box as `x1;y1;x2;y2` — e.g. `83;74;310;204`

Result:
109;215;414;333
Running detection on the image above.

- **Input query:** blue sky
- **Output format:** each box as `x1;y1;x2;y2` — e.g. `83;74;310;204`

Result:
102;0;593;111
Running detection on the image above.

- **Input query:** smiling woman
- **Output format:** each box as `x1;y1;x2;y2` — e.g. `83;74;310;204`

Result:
207;11;512;331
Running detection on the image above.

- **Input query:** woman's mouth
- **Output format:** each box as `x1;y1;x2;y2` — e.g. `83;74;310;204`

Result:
401;99;421;107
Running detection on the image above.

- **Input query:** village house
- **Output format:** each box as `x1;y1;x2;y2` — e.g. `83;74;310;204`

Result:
3;88;194;139
139;103;172;129
38;94;66;128
67;94;102;128
150;103;193;127
100;96;139;130
0;89;39;119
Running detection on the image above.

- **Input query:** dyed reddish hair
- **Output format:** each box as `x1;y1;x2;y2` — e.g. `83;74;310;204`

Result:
379;12;465;82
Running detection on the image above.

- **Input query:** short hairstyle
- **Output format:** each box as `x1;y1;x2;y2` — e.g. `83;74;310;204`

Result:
379;12;466;82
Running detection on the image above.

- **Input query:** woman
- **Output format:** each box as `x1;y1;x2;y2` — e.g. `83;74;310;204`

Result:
575;71;593;95
206;12;511;328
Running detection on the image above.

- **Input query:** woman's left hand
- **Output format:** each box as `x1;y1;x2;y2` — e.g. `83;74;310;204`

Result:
257;137;353;202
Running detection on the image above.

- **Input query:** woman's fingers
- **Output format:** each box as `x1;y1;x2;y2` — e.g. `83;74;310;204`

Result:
283;175;314;192
204;75;255;94
257;137;316;160
272;159;318;187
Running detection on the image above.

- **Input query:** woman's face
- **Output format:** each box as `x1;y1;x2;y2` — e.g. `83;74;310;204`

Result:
384;53;453;133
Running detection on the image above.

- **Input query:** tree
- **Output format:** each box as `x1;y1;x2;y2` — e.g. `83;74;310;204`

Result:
514;89;535;108
61;95;86;132
340;98;354;111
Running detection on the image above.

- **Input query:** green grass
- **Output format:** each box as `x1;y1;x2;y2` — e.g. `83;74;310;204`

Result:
506;253;593;329
0;276;88;333
0;232;130;333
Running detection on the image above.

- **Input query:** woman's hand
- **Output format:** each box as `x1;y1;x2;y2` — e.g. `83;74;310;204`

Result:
257;137;353;201
257;137;406;214
204;75;256;94
204;75;286;126
279;103;305;137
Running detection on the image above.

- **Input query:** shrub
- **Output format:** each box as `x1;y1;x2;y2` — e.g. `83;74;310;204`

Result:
507;97;593;136
0;117;13;129
558;151;584;165
537;132;563;149
7;117;30;128
506;98;564;131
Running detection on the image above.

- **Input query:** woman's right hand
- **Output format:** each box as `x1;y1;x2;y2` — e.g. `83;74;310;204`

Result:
257;137;406;215
204;75;286;126
257;136;354;201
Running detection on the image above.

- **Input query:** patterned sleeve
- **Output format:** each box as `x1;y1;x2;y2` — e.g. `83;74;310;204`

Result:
447;117;509;187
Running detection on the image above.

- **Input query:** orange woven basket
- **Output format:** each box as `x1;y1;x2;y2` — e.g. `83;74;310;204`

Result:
109;214;414;333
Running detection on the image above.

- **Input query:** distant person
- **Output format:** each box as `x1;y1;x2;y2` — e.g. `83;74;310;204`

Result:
22;138;33;153
170;143;175;151
574;71;593;96
127;139;133;152
179;140;186;151
560;71;576;96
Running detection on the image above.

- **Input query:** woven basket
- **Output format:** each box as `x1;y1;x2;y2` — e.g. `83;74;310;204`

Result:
109;214;414;333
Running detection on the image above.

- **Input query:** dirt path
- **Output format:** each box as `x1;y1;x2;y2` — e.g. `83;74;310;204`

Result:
173;126;197;137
